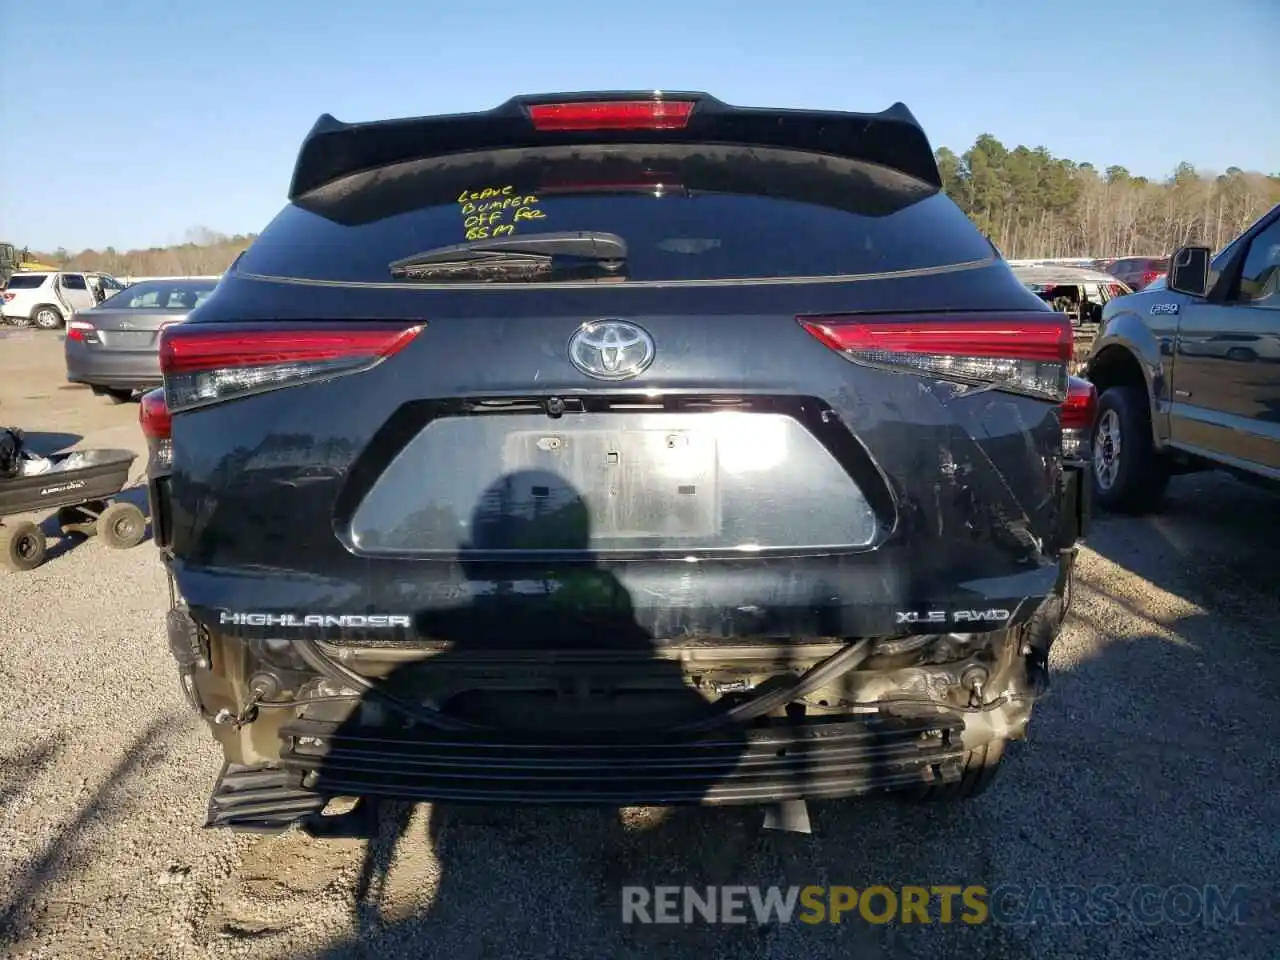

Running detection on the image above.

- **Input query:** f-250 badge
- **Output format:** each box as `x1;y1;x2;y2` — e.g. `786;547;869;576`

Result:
1150;303;1180;315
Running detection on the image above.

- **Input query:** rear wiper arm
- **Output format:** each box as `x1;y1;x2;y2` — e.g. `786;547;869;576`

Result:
389;231;627;277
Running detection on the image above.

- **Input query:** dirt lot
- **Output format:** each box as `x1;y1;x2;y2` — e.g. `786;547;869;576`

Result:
2;327;1278;959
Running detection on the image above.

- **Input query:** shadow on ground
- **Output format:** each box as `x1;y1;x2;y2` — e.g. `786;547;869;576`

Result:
201;474;1279;960
0;713;186;948
1084;471;1280;617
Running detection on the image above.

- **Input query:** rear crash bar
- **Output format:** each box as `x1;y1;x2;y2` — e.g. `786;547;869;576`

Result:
204;713;993;831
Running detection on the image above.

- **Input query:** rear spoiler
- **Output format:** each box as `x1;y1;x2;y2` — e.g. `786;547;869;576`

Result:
287;91;941;200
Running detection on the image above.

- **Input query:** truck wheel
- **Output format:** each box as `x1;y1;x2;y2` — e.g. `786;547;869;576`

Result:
33;306;65;330
910;739;1006;801
97;502;147;549
1091;385;1170;514
1;520;48;572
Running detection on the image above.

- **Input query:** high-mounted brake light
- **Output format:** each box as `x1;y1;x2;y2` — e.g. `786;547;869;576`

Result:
527;99;695;132
158;322;424;412
799;312;1073;401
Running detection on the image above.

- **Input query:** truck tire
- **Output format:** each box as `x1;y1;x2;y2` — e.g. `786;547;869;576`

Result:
33;305;65;330
1091;384;1170;514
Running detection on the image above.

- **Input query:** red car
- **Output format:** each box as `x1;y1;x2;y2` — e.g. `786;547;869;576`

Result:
1104;256;1169;291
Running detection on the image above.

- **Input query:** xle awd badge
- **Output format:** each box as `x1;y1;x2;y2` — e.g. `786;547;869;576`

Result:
568;320;655;381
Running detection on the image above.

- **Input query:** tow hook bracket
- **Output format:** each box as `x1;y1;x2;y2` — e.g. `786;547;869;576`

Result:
762;799;812;834
167;606;208;670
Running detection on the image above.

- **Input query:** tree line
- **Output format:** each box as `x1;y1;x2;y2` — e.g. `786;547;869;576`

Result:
26;137;1280;273
937;135;1279;259
34;227;258;278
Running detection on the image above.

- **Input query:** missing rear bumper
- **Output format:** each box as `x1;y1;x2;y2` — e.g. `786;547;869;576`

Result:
202;700;1030;833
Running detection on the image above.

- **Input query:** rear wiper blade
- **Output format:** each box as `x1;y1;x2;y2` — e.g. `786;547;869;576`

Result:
389;231;627;277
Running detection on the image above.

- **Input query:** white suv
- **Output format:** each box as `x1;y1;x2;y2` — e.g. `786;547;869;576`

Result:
1;272;125;329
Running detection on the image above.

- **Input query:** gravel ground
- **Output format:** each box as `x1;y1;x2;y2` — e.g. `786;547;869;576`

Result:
1;327;1277;959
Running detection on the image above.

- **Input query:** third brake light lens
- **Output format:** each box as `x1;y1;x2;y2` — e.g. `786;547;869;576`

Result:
527;100;696;132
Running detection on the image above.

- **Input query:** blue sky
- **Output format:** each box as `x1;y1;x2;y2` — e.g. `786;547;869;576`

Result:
2;0;1276;252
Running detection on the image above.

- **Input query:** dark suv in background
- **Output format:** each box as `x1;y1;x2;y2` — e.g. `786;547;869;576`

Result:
140;91;1092;832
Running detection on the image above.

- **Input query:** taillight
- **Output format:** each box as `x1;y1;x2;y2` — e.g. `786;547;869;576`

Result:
2;292;14;302
798;312;1072;401
158;322;424;413
527;99;695;131
140;388;173;471
1060;376;1097;460
1140;269;1160;287
139;388;172;440
67;318;96;342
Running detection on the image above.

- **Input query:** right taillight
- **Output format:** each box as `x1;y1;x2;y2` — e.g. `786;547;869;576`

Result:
158;322;425;413
1060;376;1097;461
798;312;1073;401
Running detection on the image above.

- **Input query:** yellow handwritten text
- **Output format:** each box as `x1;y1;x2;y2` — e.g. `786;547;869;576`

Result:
457;185;546;240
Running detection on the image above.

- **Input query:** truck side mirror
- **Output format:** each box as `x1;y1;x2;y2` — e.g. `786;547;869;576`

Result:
1167;246;1211;298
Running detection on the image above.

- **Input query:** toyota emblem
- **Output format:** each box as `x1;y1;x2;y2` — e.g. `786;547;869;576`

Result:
567;320;655;381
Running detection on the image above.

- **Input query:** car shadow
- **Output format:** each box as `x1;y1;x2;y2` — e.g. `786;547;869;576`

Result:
1083;471;1280;629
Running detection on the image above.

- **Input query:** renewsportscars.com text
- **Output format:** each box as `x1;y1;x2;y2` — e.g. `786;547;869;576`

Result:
621;884;1255;927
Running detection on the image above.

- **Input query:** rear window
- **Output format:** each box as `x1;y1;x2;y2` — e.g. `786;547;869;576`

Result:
113;280;218;309
5;274;48;290
238;144;994;285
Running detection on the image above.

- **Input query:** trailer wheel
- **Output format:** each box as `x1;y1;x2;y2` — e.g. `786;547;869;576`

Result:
57;500;107;539
97;502;147;550
1;520;48;572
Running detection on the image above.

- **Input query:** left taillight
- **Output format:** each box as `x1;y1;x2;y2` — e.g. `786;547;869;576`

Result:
798;312;1073;401
158;322;425;413
67;317;96;342
140;387;173;470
